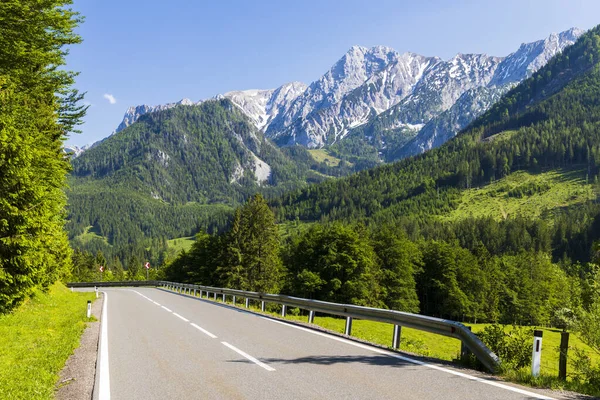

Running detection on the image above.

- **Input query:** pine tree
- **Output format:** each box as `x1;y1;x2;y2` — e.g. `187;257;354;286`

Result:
127;255;142;281
0;0;86;313
237;194;282;293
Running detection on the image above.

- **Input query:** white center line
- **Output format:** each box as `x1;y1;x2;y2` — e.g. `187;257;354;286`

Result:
172;312;189;322
153;301;161;306
190;323;218;339
161;306;172;312
221;341;275;372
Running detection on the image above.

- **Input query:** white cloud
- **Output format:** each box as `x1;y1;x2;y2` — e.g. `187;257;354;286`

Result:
103;94;117;104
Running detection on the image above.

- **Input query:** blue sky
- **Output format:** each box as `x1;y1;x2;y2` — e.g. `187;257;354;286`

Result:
66;0;600;147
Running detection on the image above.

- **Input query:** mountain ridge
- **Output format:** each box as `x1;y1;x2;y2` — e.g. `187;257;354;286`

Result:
104;28;582;165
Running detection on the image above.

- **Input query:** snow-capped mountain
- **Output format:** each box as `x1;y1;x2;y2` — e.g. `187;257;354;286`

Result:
64;144;90;158
392;27;584;159
220;82;307;131
271;28;582;150
113;27;582;162
490;28;584;87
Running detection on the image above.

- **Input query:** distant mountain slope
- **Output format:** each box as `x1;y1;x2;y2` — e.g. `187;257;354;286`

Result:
72;99;320;205
67;99;337;255
270;25;600;233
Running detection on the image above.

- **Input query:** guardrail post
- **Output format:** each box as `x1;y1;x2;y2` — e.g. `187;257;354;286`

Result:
461;326;473;360
193;288;197;297
245;298;249;308
392;325;402;349
345;317;353;336
308;310;315;323
222;294;226;303
281;305;287;317
213;292;217;301
559;331;569;380
261;301;265;312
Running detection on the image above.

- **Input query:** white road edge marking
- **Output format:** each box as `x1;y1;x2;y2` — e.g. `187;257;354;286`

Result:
261;317;555;400
161;306;172;312
221;341;275;372
98;291;110;400
172;312;189;322
190;323;218;339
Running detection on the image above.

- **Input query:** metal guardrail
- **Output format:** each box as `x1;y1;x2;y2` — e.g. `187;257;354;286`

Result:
67;281;160;288
67;280;500;372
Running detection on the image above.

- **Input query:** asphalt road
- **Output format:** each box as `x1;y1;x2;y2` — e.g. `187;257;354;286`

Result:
96;287;560;400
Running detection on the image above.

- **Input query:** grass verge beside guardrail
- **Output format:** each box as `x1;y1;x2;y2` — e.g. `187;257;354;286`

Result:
0;282;96;399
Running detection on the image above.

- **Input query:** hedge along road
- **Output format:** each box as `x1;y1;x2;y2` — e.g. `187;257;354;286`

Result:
90;287;560;400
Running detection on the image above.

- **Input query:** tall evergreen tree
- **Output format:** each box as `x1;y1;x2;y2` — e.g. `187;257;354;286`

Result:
0;0;86;312
238;194;282;293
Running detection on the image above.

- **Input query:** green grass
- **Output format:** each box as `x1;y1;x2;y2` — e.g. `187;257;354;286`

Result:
442;168;595;222
0;283;97;399
308;149;344;167
167;236;195;253
481;130;519;143
73;225;111;247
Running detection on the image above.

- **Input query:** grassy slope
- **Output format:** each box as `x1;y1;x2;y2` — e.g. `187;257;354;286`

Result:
167;236;195;253
308;149;344;167
0;283;96;399
74;225;111;247
441;168;596;222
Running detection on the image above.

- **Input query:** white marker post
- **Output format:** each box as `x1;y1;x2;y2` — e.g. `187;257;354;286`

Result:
144;262;150;280
95;286;98;299
87;300;92;318
531;330;543;377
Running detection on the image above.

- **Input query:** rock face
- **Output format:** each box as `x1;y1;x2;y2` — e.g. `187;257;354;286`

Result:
112;28;583;161
115;98;198;133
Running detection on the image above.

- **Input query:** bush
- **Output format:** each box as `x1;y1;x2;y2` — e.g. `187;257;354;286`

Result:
572;348;600;390
478;324;533;370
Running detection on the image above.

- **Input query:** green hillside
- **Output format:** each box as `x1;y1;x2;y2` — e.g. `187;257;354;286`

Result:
67;100;347;261
441;168;595;222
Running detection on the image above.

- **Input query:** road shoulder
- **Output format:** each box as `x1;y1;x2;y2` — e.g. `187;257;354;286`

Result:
55;293;103;400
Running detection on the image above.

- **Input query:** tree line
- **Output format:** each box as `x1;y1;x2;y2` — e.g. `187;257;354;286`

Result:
163;194;595;327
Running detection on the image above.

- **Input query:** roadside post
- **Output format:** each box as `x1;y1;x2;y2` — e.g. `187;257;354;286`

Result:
559;331;570;380
87;300;92;318
532;330;543;377
144;262;150;280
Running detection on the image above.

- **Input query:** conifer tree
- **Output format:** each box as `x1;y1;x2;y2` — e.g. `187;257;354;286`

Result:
236;194;282;293
0;0;87;312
